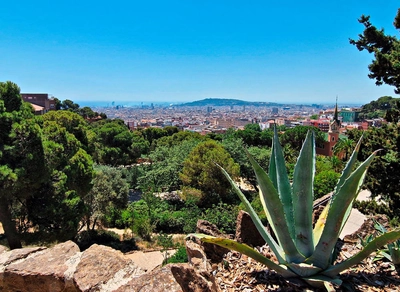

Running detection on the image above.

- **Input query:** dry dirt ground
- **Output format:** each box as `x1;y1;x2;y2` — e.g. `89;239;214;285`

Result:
125;250;176;272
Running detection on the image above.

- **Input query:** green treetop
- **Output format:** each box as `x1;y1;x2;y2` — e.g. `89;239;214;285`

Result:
350;8;400;94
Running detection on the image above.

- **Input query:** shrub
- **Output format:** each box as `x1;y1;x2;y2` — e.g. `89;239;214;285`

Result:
203;203;239;234
74;229;137;252
167;245;188;264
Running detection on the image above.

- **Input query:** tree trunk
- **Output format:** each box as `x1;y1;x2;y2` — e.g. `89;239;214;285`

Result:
0;198;22;249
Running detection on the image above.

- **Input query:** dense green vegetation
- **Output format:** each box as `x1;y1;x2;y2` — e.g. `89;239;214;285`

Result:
347;124;400;222
358;96;400;120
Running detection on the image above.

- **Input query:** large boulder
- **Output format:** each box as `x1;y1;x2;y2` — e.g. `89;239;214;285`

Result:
0;239;223;291
73;244;143;291
2;241;78;292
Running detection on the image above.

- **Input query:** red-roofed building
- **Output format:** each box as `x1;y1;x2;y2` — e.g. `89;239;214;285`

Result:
21;93;56;114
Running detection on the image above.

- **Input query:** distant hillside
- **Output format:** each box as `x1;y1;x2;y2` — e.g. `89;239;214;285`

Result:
180;98;282;107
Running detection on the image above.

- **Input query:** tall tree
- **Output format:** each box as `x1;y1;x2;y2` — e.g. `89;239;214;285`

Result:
0;83;46;249
280;126;325;152
42;110;91;152
0;81;22;112
61;99;80;112
84;165;129;229
27;118;94;240
91;119;148;165
350;9;400;93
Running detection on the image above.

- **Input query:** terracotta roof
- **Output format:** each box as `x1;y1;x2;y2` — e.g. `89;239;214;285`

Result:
29;103;45;111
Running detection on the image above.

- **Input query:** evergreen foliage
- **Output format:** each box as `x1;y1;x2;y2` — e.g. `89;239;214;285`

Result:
180;140;240;206
350;9;400;94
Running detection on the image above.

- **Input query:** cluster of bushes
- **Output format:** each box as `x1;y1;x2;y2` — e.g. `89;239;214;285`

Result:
74;229;137;252
110;195;240;240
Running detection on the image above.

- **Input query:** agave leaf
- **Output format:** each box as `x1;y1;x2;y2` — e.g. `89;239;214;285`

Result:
292;131;315;257
216;164;285;263
269;127;295;239
286;262;321;277
188;233;297;278
309;151;378;269
374;220;400;264
323;228;400;277
390;248;400;265
247;151;304;263
335;136;363;194
313;203;330;247
258;188;278;238
335;137;363;234
374;219;388;233
303;276;342;292
379;250;392;262
268;140;278;188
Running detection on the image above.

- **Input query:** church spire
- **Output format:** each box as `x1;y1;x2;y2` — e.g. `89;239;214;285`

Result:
334;96;339;123
329;96;340;133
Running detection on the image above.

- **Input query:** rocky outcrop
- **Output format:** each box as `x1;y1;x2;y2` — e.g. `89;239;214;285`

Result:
114;264;183;292
73;244;143;291
235;210;265;247
1;242;77;292
0;239;221;292
171;264;220;292
195;220;230;263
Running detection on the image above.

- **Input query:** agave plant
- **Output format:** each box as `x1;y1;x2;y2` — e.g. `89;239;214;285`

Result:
373;219;400;265
189;129;400;291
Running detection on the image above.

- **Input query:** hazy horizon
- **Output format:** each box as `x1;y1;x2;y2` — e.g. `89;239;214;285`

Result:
74;98;364;108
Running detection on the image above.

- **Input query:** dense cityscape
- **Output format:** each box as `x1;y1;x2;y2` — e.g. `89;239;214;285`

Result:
92;100;372;135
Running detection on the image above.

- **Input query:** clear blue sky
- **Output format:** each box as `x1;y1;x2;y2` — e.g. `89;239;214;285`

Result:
1;1;399;104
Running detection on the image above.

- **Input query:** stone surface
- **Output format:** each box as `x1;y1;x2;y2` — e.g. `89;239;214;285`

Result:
2;241;79;292
0;240;223;292
114;264;183;292
196;220;226;238
171;264;220;292
124;250;164;272
185;240;211;272
73;244;143;292
0;246;45;267
235;210;265;247
195;220;229;263
0;246;7;255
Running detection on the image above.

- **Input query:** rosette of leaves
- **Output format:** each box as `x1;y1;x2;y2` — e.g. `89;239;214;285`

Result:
189;129;400;291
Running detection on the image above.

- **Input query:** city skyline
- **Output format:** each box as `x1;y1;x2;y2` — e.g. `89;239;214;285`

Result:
1;1;399;104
